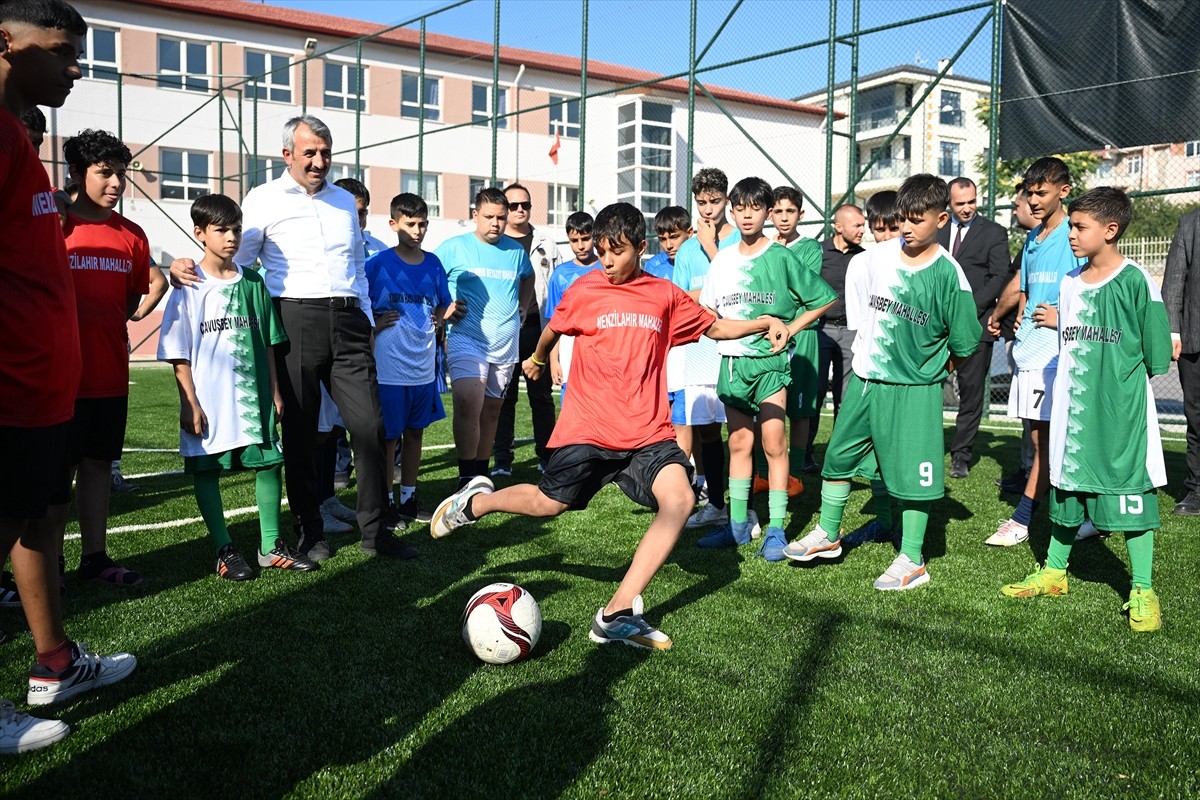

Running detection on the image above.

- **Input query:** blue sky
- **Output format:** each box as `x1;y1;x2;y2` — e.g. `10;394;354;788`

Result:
262;0;996;99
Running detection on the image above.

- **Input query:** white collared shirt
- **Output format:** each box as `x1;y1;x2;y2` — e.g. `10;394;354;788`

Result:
234;172;372;324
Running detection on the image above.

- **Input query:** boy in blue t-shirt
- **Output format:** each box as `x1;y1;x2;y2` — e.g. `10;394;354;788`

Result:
368;193;464;524
547;211;599;391
644;205;693;282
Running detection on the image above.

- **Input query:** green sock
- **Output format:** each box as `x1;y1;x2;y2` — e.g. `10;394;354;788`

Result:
1124;529;1154;590
768;489;787;530
256;464;283;554
818;481;852;540
899;502;929;563
752;445;768;479
870;480;893;531
193;470;231;553
1046;523;1075;571
729;478;752;524
788;447;805;480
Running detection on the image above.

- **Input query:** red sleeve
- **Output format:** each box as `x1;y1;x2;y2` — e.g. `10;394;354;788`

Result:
129;229;150;295
548;278;583;337
668;281;716;346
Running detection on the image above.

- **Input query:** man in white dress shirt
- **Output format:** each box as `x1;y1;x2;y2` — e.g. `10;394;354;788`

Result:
171;115;416;560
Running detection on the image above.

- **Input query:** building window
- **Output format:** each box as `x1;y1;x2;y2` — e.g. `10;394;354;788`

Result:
161;150;209;200
324;61;364;111
938;141;962;177
401;74;440;121
81;27;118;81
247;157;285;188
1186;140;1200;158
157;37;207;92
1188;170;1200;187
245;50;292;104
328;164;364;184
401;172;441;217
1096;159;1114;178
547;185;579;227
472;83;507;129
939;90;963;126
616;98;673;254
549;95;580;138
468;176;489;211
1127;153;1142;174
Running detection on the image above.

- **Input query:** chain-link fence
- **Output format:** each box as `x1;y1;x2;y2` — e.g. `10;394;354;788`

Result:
50;0;1199;428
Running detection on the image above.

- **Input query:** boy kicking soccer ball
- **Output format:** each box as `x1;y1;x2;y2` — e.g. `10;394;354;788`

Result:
1001;187;1171;632
430;203;787;649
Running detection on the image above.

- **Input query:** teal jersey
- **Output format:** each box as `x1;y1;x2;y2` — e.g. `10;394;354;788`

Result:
850;240;981;385
700;239;837;357
1050;260;1172;494
1014;220;1087;370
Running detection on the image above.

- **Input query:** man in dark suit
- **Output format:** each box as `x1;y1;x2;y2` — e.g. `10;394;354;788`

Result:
939;177;1013;478
1162;208;1200;515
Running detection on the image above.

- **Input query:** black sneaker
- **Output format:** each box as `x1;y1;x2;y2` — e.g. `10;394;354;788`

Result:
0;572;21;608
394;496;432;524
257;539;320;572
295;526;332;562
214;544;254;581
996;468;1029;494
361;531;420;560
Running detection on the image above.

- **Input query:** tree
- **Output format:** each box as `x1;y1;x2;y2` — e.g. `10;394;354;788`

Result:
1125;196;1200;241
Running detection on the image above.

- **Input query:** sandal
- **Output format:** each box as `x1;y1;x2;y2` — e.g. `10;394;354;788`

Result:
78;555;143;587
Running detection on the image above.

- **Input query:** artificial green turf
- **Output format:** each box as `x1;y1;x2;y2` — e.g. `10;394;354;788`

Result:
3;364;1198;798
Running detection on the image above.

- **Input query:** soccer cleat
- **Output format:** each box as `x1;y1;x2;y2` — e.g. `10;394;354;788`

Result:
873;553;929;591
756;526;789;562
1123;586;1162;632
986;518;1029;547
27;642;137;706
320;507;353;535
110;471;139;494
685;502;728;529
393;496;432;524
752;475;770;495
430;476;493;539
1075;519;1104;542
697;510;759;548
0;700;69;754
489;466;512;478
843;520;897;547
0;572;21;608
782;525;843;562
321;496;357;524
295;528;332;562
214;544;254;581
1001;565;1068;598
588;595;671;650
257;539;320;572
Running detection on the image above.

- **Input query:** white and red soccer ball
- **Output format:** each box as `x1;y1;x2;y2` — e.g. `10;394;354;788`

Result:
462;582;542;664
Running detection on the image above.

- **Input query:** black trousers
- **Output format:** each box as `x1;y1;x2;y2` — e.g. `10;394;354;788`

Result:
1179;351;1200;493
493;312;557;469
274;300;388;545
807;323;855;452
950;339;993;462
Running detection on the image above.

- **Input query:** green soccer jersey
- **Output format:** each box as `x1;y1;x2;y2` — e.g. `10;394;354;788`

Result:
699;238;837;357
850;239;981;385
1049;260;1172;494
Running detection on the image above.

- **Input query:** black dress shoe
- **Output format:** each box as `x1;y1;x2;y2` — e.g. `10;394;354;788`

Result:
996;469;1029;494
950;456;969;479
1173;491;1200;516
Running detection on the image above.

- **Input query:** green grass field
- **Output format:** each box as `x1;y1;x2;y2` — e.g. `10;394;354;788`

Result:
3;365;1199;798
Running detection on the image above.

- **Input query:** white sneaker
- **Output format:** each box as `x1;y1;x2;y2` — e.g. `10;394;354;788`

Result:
320;507;353;535
1075;518;1103;542
985;518;1029;547
873;553;930;591
0;699;69;754
588;595;671;650
685;503;728;529
489;466;512;478
321;496;357;523
27;642;137;706
430;476;494;539
782;525;843;562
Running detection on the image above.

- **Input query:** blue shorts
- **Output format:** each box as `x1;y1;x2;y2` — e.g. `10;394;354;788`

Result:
379;382;446;439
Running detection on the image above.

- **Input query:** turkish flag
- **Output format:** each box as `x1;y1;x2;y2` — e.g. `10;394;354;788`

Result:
549;132;561;165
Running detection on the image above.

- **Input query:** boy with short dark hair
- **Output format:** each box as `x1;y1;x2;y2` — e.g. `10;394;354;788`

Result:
158;194;318;579
366;192;461;525
697;177;835;561
645;205;692;281
1001;187;1171;632
429;203;787;650
546;211;598;390
986;158;1086;547
783;174;981;590
61;128;150;586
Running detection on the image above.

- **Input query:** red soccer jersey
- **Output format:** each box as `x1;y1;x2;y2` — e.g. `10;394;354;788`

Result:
548;270;715;450
0;111;81;427
64;211;151;398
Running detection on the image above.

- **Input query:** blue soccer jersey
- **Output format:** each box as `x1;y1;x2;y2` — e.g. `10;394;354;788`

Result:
435;233;533;364
366;248;451;386
643;251;674;282
545;260;600;321
1013;220;1086;371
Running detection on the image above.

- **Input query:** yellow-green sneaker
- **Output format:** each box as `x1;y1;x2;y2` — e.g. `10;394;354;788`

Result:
1123;586;1162;632
1001;565;1068;598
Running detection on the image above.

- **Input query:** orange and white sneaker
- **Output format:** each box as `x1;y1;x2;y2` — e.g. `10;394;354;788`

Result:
985;518;1029;547
257;539;319;572
782;525;842;562
873;553;929;591
752;475;770;494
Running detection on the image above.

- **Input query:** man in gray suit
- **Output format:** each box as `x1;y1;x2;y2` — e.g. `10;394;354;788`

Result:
1162;208;1200;515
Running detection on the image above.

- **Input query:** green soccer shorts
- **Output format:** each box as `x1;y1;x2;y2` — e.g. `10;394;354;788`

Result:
717;352;790;417
1048;487;1160;532
787;329;820;420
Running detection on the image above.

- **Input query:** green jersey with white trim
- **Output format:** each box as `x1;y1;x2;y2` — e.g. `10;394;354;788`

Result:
850;239;981;385
1049;259;1172;493
699;238;837;357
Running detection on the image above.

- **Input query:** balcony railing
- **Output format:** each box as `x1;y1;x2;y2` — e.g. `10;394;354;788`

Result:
856;106;903;131
868;158;912;181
